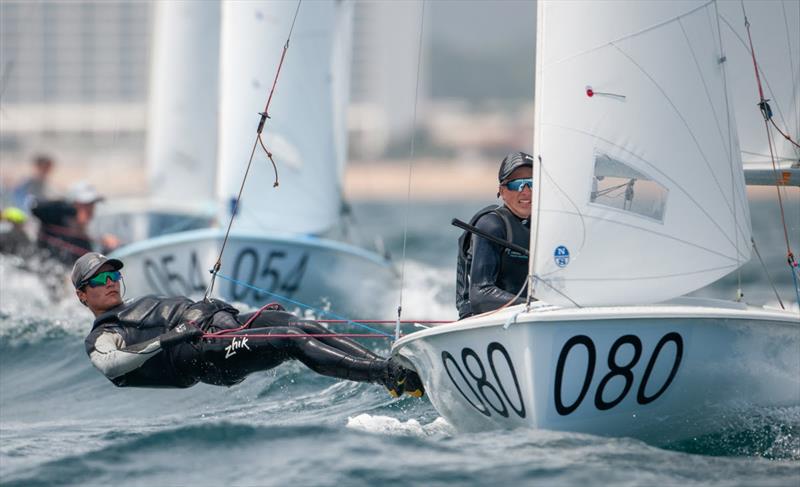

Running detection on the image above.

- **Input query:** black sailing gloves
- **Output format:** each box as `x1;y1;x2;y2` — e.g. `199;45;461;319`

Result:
160;323;204;348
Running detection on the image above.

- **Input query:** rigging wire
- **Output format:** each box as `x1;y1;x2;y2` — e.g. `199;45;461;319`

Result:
200;272;448;342
752;238;785;310
740;1;799;305
204;0;302;300
395;0;427;341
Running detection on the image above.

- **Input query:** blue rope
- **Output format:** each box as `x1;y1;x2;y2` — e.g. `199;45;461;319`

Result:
211;271;394;338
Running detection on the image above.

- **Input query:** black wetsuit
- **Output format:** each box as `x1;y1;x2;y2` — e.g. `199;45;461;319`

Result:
31;200;92;264
85;296;388;388
457;206;530;318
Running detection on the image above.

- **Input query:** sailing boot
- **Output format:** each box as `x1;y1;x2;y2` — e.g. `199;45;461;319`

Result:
379;358;406;398
402;369;425;398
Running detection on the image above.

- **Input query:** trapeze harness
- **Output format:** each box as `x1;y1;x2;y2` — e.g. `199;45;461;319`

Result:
85;296;388;388
456;205;530;319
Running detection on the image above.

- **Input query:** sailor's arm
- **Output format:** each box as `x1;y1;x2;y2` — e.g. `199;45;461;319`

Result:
89;332;162;380
88;325;204;381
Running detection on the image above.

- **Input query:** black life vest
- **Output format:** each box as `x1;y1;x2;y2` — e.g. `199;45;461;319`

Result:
456;205;530;319
84;296;238;387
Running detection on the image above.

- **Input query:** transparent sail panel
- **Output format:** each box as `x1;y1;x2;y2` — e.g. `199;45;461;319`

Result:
590;154;668;222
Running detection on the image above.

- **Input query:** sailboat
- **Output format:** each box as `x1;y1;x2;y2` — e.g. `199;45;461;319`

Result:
393;0;799;443
107;0;395;317
93;0;220;245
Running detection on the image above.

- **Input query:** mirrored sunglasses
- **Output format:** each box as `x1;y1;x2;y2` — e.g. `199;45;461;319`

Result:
504;178;533;191
82;270;122;288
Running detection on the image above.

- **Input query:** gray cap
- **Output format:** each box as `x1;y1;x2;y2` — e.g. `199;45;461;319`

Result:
71;252;123;289
498;152;534;182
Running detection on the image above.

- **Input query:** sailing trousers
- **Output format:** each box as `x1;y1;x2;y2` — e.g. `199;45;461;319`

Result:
173;310;387;387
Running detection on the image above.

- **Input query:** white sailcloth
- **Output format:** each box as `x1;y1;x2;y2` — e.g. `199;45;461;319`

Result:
530;0;751;307
146;0;220;209
718;0;800;166
217;0;351;234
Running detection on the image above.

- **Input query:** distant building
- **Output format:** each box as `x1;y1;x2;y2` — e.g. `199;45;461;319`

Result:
349;1;428;159
0;1;151;170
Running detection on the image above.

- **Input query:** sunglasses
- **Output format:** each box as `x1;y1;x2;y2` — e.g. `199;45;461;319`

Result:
82;270;122;289
504;178;533;191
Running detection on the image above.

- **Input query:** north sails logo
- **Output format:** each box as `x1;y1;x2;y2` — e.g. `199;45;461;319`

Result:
225;337;250;359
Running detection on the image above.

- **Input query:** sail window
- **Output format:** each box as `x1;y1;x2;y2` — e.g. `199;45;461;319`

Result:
590;154;667;222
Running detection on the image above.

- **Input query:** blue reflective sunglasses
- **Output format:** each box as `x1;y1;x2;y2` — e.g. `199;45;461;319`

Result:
504;178;533;191
81;270;122;288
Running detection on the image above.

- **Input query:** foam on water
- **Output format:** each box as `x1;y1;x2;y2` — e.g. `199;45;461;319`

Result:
346;413;455;437
1;197;798;485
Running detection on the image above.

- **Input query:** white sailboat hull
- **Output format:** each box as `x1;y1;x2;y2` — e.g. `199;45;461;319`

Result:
110;228;396;318
393;301;799;444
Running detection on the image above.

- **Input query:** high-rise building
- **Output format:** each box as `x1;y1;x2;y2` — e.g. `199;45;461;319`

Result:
0;1;151;170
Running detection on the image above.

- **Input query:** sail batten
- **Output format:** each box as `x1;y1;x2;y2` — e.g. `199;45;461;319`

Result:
530;0;752;307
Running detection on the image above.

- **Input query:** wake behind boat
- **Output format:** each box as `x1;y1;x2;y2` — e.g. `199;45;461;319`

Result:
393;0;800;444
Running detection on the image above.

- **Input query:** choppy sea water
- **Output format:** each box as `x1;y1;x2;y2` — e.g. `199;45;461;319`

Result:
1;196;799;487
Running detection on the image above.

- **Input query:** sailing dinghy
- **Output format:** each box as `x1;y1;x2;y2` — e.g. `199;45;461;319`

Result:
393;0;799;443
109;1;395;317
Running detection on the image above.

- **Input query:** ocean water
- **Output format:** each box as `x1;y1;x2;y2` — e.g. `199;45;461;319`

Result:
1;196;799;487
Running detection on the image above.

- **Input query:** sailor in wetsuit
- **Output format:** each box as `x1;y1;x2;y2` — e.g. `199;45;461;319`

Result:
456;152;533;319
73;252;423;397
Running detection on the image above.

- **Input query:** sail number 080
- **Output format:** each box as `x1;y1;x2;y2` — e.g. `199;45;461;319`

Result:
554;332;684;416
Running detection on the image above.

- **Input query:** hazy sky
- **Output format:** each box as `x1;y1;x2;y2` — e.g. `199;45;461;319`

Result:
427;0;537;101
429;0;536;56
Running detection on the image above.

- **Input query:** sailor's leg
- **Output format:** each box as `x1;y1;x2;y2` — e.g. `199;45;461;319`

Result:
242;311;382;360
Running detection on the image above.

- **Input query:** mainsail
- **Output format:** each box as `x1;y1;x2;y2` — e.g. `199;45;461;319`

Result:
216;0;352;235
146;0;220;210
718;0;800;166
530;0;751;307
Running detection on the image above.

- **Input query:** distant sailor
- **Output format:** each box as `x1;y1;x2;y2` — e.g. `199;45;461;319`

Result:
73;252;423;397
456;152;533;319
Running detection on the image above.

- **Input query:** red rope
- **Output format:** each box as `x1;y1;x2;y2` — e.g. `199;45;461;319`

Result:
204;333;393;340
202;302;275;338
38;233;90;258
743;9;795;262
316;319;452;324
769;118;800;150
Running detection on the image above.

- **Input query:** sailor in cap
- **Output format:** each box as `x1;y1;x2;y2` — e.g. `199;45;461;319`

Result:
74;252;424;398
456;152;533;319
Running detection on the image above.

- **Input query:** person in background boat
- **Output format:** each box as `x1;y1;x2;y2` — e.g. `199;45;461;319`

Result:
456;152;532;319
0;207;33;257
73;252;424;398
31;182;119;265
12;154;55;213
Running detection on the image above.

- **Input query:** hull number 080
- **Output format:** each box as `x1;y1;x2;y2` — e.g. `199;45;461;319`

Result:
554;332;684;416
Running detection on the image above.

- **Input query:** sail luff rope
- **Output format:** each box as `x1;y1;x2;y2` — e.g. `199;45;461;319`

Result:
204;0;302;300
395;0;427;341
713;1;742;300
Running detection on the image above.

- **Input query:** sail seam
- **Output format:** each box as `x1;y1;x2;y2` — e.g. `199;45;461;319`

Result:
544;123;751;256
538;263;740;282
677;16;731;165
610;42;744;237
542;0;713;68
537;208;747;263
